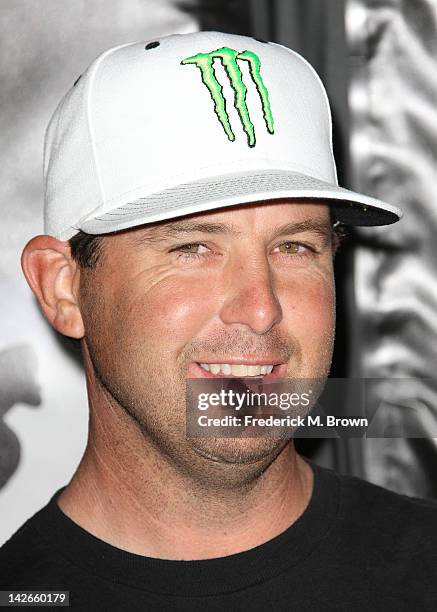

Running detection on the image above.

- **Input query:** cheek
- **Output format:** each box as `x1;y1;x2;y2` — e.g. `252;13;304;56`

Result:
119;275;218;350
281;274;335;337
279;274;335;377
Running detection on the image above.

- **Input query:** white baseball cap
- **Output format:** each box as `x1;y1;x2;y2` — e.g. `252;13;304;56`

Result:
44;31;402;240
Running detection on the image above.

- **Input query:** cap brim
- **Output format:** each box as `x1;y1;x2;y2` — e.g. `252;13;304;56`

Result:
78;169;402;236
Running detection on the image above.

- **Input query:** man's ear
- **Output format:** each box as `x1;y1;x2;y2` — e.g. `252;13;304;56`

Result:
21;235;85;339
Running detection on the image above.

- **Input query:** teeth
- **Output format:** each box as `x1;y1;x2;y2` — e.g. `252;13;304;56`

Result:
198;363;274;376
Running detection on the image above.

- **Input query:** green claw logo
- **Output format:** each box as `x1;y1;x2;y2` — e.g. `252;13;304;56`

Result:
181;47;274;147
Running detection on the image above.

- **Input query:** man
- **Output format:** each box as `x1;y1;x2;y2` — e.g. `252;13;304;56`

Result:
1;31;435;611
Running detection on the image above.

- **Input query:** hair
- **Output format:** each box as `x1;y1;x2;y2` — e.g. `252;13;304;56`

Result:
69;230;105;268
332;222;349;254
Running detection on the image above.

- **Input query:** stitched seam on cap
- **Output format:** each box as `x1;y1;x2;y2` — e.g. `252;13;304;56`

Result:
272;41;338;184
85;43;135;219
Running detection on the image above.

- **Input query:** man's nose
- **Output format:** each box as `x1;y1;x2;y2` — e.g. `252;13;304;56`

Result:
218;255;283;335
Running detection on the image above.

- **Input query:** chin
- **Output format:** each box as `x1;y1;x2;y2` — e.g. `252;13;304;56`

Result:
189;435;289;466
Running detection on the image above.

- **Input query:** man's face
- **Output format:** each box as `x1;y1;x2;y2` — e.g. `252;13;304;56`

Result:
79;201;336;477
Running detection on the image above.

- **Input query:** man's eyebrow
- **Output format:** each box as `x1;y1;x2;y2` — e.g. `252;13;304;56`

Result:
271;219;333;240
133;220;242;244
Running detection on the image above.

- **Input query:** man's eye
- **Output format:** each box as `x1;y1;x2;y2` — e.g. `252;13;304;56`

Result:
174;243;207;255
274;241;309;255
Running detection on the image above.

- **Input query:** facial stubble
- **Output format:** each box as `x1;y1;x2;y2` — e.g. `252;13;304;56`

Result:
79;267;335;490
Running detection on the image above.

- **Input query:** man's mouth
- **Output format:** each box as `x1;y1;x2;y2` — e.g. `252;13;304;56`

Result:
189;361;287;380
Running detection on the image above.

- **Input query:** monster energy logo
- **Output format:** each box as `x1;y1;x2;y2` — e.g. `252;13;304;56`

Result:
181;47;274;147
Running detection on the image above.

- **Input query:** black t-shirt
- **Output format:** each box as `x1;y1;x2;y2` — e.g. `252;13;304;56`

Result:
1;461;436;611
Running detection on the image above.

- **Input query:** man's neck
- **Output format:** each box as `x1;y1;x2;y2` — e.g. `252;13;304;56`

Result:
58;405;313;560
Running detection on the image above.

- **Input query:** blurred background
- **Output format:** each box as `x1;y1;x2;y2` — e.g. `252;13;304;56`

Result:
1;0;437;544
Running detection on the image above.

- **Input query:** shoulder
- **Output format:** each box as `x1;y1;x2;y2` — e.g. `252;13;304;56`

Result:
338;469;437;520
333;469;437;562
0;500;74;589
